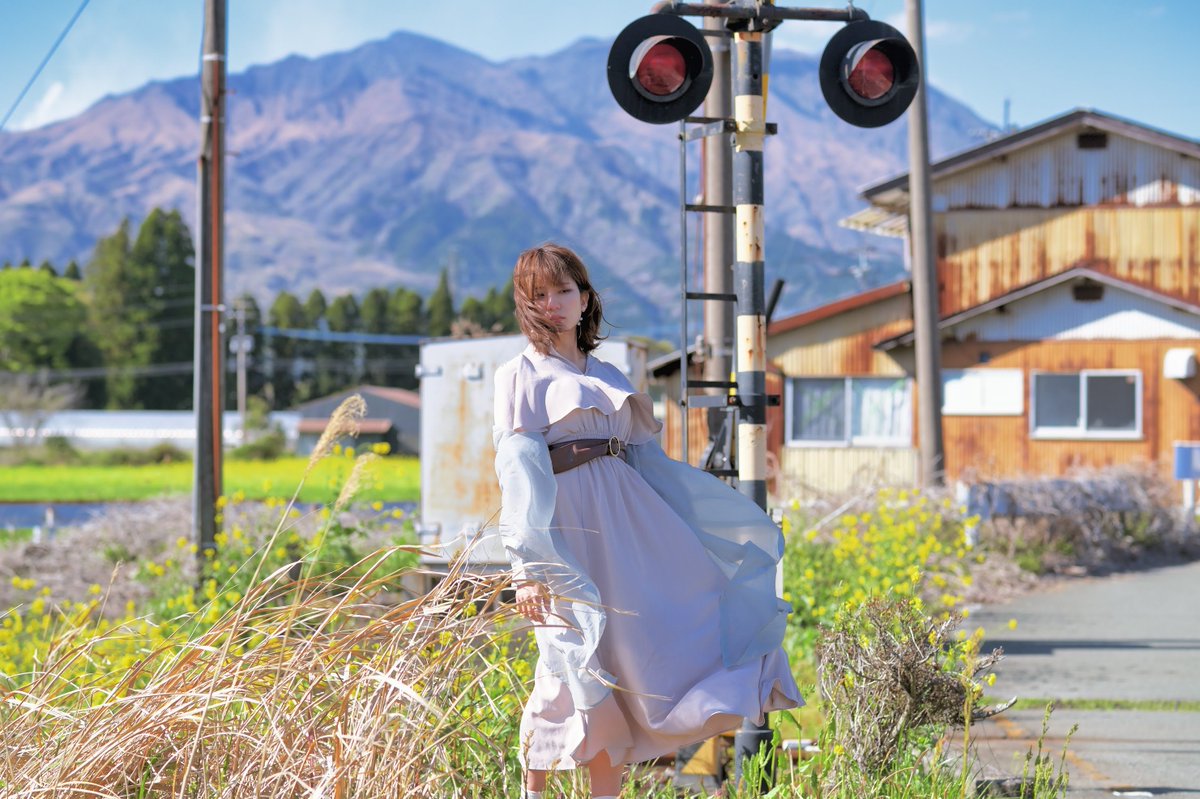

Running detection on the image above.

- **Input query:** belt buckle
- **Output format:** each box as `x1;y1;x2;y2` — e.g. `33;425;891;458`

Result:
607;436;622;457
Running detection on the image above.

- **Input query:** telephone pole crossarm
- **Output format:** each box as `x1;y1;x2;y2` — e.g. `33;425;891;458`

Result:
653;2;868;23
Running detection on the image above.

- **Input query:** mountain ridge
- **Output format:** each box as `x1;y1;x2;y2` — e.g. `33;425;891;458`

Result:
0;29;996;331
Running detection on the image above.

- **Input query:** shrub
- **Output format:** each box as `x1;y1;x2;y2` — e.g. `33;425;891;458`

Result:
971;464;1192;574
92;442;189;466
816;596;999;785
229;428;288;460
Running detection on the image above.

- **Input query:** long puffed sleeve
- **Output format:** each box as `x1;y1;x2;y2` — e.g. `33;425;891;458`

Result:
624;438;790;669
492;361;613;710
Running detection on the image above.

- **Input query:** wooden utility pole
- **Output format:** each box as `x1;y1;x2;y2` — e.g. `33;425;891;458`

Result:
194;0;226;555
905;0;945;487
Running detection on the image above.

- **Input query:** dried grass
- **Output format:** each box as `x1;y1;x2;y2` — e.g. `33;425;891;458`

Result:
817;597;1001;785
0;395;530;797
0;552;529;798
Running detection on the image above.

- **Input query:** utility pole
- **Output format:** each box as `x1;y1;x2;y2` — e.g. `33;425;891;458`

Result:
194;0;226;556
702;2;735;442
905;0;945;487
234;297;248;442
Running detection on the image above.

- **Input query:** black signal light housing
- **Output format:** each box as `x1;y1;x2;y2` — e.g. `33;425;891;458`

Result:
820;19;920;128
608;14;713;125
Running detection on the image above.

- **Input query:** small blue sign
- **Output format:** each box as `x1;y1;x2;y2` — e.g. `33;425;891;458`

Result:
1174;443;1200;480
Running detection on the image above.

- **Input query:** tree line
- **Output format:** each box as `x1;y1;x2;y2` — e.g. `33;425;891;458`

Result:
0;209;518;411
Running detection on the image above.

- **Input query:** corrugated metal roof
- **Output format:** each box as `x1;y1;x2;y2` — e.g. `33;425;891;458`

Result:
861;108;1200;205
839;207;909;237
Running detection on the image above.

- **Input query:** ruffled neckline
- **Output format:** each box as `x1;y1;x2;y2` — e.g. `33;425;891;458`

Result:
504;345;662;443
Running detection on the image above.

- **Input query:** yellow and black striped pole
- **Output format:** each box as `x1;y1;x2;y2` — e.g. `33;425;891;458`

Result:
732;27;768;513
731;24;774;786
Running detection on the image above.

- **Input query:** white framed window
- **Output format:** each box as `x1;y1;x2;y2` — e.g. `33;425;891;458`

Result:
786;376;911;447
942;369;1023;416
1030;370;1142;439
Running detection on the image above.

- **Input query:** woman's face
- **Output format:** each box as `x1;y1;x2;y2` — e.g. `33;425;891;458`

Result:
533;277;588;332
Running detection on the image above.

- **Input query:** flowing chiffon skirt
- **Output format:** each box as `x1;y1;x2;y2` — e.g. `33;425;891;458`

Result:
519;404;801;770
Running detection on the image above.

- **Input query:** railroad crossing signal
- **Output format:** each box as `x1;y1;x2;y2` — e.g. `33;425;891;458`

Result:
607;15;713;125
607;13;920;129
819;19;919;128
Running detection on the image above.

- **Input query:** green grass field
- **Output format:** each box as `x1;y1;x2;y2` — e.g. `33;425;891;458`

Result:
0;456;420;504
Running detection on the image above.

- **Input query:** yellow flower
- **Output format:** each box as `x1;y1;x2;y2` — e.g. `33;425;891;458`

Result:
1008;618;1018;630
986;673;997;687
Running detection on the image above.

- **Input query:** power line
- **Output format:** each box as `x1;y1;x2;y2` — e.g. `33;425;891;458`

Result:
259;326;424;345
0;0;92;133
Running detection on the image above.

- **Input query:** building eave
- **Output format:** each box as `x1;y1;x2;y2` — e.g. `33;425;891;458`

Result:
873;267;1200;351
768;281;911;336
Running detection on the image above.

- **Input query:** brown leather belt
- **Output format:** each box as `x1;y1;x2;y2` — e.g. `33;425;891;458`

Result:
548;436;626;474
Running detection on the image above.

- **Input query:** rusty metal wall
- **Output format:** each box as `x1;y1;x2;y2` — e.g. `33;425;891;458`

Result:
938;206;1200;316
416;335;648;568
767;292;912;377
939;338;1200;486
936;130;1200;210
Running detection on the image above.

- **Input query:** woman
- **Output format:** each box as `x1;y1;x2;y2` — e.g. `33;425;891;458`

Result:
492;243;800;799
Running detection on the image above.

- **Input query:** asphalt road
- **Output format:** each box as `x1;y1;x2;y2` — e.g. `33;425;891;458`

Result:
964;558;1200;797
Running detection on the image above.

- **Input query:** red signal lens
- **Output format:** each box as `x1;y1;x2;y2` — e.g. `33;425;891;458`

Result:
846;47;895;100
635;41;688;97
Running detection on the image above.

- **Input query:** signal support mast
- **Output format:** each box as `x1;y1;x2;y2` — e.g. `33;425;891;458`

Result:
607;2;921;791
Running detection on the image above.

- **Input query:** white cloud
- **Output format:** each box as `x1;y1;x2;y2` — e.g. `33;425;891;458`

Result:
13;81;66;130
883;11;973;43
232;0;411;70
770;20;844;55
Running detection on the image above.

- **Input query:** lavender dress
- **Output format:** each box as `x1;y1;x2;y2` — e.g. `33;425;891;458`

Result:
493;345;801;770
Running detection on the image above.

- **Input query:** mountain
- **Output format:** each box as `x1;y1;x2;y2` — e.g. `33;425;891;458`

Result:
0;31;996;332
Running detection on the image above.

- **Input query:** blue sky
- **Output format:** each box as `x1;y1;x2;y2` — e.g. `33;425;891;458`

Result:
0;1;1197;139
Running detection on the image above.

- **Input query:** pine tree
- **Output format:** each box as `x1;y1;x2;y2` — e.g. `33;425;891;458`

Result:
37;260;56;276
84;218;154;409
63;260;82;281
387;287;425;334
303;289;328;328
487;279;518;333
427;269;455;338
360;288;390;334
267;291;305;408
360;287;393;386
131;209;195;409
324;294;361;392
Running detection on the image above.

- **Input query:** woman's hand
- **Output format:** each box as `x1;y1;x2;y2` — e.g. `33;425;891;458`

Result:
514;581;550;623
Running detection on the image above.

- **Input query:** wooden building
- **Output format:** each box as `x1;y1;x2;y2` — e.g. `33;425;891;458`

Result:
767;109;1200;495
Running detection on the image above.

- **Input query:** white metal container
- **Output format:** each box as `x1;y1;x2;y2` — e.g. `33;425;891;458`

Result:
416;334;648;573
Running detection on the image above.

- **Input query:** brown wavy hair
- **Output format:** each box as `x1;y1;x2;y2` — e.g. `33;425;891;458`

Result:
512;243;606;355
